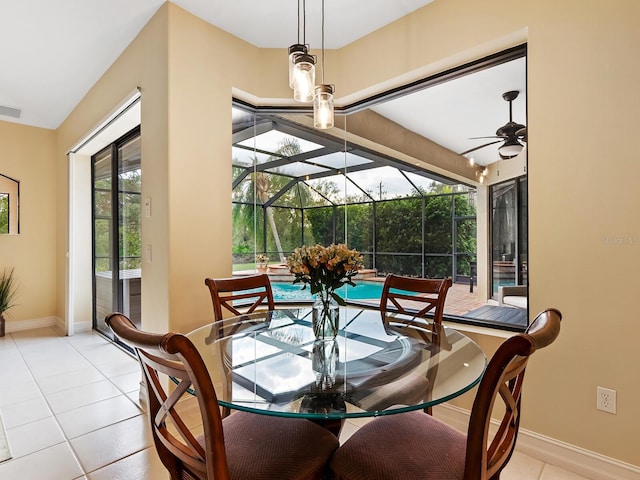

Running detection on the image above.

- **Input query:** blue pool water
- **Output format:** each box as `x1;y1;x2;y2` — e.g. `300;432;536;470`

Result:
272;281;388;301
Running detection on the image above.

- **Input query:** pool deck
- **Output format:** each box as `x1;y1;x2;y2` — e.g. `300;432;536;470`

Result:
236;265;378;282
444;282;486;316
234;268;486;317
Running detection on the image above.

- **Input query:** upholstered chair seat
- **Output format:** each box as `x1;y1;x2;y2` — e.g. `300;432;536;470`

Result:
330;410;466;480
330;308;562;480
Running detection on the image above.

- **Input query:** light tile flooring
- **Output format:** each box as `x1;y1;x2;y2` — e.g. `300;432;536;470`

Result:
0;327;589;480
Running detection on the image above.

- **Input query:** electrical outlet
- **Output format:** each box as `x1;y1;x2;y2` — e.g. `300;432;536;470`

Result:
596;386;616;414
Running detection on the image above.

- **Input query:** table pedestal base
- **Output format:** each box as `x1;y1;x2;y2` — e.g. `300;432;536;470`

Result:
311;418;344;437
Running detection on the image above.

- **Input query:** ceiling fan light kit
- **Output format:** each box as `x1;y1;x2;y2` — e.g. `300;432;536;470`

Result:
498;136;524;158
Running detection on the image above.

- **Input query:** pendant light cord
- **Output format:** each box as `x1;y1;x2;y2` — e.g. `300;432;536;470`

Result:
302;0;306;45
321;0;325;83
297;0;300;44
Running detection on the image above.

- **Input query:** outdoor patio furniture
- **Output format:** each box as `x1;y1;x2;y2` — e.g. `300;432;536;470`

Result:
498;284;528;309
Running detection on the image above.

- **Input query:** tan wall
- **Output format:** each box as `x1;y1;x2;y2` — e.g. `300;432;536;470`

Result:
19;0;639;467
525;1;640;463
55;3;268;334
335;0;639;465
165;6;237;333
56;4;171;334
0;121;57;324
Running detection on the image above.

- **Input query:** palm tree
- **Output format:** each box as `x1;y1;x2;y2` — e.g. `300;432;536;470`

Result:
233;137;303;263
258;137;305;262
255;171;286;262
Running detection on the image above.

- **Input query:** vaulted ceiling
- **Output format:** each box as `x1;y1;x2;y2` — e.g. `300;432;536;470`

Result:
1;0;525;166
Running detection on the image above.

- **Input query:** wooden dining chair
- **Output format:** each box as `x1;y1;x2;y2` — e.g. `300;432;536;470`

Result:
106;313;339;480
205;274;275;321
329;308;562;480
204;274;277;418
379;275;452;415
379;274;452;325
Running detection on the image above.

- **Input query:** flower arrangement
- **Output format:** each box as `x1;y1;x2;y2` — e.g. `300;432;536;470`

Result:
286;243;363;305
255;254;269;264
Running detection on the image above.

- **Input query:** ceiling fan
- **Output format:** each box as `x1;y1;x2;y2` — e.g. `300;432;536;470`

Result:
461;90;527;160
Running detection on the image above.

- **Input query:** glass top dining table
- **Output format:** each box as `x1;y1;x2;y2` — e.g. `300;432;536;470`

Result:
185;306;486;421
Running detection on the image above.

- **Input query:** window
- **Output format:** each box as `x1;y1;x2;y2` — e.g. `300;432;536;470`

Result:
0;193;8;234
231;45;527;331
0;173;19;234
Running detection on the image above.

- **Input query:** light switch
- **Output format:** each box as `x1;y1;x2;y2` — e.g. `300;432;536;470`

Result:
145;244;152;262
144;197;151;217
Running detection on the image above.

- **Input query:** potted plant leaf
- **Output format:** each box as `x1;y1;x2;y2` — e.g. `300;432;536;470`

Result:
0;267;18;337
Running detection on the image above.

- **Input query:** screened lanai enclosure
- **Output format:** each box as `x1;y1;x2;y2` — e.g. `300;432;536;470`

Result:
230;46;528;331
232;108;477;284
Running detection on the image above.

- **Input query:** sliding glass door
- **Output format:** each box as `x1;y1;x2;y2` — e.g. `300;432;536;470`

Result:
92;127;141;338
490;176;528;297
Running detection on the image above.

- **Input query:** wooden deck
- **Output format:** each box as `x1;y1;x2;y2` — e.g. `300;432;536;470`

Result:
463;304;528;328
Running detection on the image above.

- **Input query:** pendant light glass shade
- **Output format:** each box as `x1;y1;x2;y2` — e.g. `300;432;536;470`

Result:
293;53;316;103
288;44;306;88
314;84;334;129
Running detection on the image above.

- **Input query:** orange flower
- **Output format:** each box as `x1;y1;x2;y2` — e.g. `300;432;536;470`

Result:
287;244;364;304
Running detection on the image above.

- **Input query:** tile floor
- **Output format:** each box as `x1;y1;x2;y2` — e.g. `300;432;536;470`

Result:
0;327;590;480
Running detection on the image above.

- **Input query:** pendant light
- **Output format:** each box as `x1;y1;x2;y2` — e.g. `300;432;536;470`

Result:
314;0;334;129
288;1;306;89
292;0;315;103
314;85;334;129
288;46;306;89
293;53;316;102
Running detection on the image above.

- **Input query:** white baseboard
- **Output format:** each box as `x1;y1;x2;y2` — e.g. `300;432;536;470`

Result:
6;317;93;336
5;316;59;333
72;320;92;333
434;404;640;480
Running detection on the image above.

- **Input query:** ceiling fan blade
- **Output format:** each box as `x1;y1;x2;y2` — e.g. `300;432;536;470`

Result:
468;135;503;140
459;140;503;156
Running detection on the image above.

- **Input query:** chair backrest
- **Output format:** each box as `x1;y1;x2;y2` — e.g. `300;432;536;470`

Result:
106;313;231;480
464;308;562;480
380;275;452;324
204;274;275;321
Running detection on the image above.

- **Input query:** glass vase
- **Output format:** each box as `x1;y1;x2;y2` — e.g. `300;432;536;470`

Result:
312;292;339;341
301;339;345;416
312;339;339;389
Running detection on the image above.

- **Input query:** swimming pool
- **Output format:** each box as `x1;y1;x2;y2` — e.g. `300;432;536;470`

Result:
272;280;388;301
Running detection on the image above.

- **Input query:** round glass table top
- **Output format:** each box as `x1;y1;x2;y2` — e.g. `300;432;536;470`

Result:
186;306;486;420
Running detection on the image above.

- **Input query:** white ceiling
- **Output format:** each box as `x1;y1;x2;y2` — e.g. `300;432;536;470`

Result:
0;0;525;166
372;57;526;166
